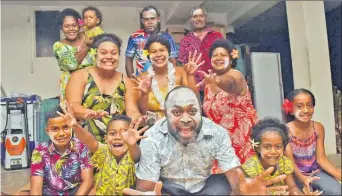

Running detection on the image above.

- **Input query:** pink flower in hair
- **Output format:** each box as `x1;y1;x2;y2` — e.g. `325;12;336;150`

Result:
77;19;84;26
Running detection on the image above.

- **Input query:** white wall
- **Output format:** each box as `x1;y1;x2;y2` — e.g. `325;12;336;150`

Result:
1;4;167;99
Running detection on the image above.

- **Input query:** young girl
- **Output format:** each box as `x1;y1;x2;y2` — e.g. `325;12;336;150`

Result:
82;6;105;44
284;88;341;195
242;118;322;195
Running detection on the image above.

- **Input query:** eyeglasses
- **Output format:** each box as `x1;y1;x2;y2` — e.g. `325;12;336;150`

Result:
142;17;157;22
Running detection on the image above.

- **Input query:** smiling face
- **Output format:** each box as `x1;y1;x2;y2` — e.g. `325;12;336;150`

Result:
258;131;284;169
292;93;314;123
61;16;80;41
83;10;100;29
211;47;231;74
105;120;130;158
191;8;206;30
46;117;72;151
148;42;169;68
96;41;120;70
165;88;202;145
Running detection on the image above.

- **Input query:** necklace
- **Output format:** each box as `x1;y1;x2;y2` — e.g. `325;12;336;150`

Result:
147;62;176;109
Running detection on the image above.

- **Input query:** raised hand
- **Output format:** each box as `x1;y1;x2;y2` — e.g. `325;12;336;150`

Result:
131;72;152;94
84;109;109;120
183;50;205;75
121;116;149;146
123;181;163;195
58;100;78;127
236;167;288;195
196;69;220;87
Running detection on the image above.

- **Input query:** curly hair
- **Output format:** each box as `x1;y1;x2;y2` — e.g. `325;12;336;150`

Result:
285;88;316;122
251;117;289;148
82;6;103;25
92;33;123;53
209;39;238;68
57;8;82;28
144;34;171;55
106;114;132;133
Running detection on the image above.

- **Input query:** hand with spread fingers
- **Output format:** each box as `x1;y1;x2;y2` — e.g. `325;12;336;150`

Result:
121;116;149;147
236;167;288;195
196;69;220;87
131;71;152;94
123;181;163;196
183;50;205;76
57;100;78;127
84;109;109;120
302;186;323;195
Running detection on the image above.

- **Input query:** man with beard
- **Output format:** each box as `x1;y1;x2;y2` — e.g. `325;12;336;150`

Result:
125;6;178;78
178;7;223;104
123;86;289;195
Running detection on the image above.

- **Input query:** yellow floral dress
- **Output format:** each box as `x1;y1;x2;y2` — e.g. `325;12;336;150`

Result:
242;155;294;195
147;87;168;119
53;42;96;106
84;26;104;39
91;144;136;195
82;71;125;143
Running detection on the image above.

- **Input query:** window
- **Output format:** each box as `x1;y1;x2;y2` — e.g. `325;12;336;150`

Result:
35;11;60;57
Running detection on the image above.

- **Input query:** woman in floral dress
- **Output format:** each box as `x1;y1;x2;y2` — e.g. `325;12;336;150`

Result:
53;8;96;107
186;39;258;173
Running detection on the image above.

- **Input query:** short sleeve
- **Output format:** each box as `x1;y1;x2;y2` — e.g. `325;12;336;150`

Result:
53;42;78;71
90;143;107;168
79;143;92;169
125;35;136;57
281;156;294;175
214;126;241;172
30;149;45;177
135;137;161;182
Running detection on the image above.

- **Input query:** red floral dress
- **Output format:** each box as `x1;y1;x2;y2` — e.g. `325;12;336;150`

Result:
203;84;258;174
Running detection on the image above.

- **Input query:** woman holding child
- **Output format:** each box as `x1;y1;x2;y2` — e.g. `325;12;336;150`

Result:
53;8;96;107
66;33;141;143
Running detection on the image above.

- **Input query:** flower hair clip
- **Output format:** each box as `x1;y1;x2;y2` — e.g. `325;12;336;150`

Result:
250;139;260;150
230;49;239;59
78;19;84;27
282;99;293;114
143;49;149;58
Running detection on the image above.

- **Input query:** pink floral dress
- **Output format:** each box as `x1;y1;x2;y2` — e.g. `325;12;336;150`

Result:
203;83;258;174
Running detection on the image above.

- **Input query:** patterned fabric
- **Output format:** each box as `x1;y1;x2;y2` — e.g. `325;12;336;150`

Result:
82;71;126;143
30;138;91;196
290;129;319;174
125;29;178;74
84;26;104;39
91;144;136;195
147;87;168;119
177;28;223;86
136;117;240;193
203;78;257;172
53;41;96;106
242;155;294;195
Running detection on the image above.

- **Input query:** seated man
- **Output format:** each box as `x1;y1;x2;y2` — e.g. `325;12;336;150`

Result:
124;86;289;195
29;106;93;195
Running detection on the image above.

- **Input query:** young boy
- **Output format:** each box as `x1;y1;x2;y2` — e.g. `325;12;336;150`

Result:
30;106;93;195
59;101;149;195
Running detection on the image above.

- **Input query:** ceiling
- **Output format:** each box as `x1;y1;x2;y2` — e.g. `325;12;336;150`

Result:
3;0;341;27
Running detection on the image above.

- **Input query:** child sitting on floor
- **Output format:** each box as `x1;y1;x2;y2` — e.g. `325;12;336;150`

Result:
242;117;322;195
59;101;148;195
30;105;93;195
284;88;341;195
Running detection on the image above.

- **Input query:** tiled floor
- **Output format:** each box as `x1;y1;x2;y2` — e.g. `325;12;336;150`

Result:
1;154;341;195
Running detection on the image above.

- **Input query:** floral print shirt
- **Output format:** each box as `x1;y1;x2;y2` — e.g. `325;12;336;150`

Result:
30;138;91;195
